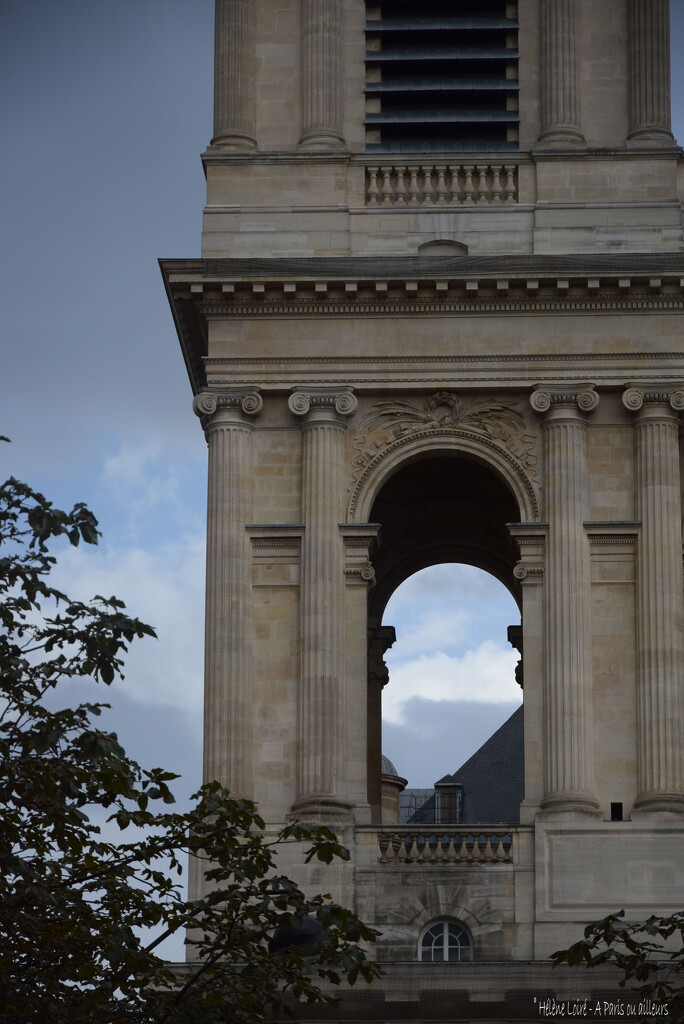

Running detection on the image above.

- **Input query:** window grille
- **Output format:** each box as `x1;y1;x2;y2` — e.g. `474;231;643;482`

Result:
365;1;519;153
419;920;474;962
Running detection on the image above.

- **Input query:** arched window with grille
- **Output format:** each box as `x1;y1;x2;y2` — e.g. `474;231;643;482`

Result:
419;920;473;962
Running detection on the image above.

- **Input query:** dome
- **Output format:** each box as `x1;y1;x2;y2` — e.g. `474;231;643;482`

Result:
381;754;399;777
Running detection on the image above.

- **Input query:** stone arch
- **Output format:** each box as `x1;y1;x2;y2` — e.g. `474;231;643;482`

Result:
349;428;539;526
363;441;526;824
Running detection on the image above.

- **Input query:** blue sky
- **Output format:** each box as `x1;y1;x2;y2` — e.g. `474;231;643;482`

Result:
2;1;684;843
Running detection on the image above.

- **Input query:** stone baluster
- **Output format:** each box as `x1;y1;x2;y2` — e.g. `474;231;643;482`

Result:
627;0;674;145
299;0;345;151
622;387;684;815
435;166;447;203
367;167;379;205
491;165;503;202
381;166;393;205
538;0;585;147
212;0;257;150
421;166;433;203
193;388;263;796
476;165;489;203
530;386;599;814
395;168;406;204
448;165;460;202
288;386;358;818
407;166;420;205
463;165;475;204
504;164;517;203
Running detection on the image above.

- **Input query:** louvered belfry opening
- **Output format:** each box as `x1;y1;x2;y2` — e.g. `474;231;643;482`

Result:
365;1;519;153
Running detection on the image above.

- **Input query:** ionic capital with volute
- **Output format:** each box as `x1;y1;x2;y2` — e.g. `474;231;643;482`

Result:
288;386;358;423
530;384;599;418
193;387;263;429
622;386;684;416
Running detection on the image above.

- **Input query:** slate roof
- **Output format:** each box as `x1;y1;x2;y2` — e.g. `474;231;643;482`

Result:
400;706;524;825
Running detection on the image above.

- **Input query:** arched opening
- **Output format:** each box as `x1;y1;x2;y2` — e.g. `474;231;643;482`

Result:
365;453;524;824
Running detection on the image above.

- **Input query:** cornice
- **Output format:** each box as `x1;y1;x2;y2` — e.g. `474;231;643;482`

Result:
160;255;684;393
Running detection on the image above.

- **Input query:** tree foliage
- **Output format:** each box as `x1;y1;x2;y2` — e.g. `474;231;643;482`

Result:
0;465;379;1023
552;910;684;1021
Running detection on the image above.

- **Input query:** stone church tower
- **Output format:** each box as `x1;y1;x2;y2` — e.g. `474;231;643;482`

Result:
162;1;684;1016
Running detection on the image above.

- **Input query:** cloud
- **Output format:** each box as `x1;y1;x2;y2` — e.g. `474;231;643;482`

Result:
383;641;520;724
51;533;205;717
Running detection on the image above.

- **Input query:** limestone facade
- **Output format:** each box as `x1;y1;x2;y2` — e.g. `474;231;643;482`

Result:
162;1;684;1018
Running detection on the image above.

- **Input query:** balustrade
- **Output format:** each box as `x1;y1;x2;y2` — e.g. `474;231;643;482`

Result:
377;827;515;865
366;163;518;206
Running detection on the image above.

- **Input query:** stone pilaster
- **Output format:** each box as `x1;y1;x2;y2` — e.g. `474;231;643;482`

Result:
622;386;684;816
627;0;674;145
212;0;257;150
530;386;599;815
538;0;585;147
288;386;358;818
298;0;345;152
193;388;262;796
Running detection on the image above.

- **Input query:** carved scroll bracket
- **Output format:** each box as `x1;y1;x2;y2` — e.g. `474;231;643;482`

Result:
340;522;381;588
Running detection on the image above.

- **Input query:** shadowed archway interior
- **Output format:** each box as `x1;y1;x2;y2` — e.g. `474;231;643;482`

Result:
366;454;523;822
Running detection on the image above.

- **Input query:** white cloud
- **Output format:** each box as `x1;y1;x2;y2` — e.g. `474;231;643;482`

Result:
51;533;205;716
387;606;471;657
383;640;520;725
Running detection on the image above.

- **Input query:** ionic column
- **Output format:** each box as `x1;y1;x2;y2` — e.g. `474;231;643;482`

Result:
622;387;684;815
627;0;674;145
531;386;599;814
298;0;345;152
538;0;585;147
289;387;357;818
193;388;262;796
212;0;257;150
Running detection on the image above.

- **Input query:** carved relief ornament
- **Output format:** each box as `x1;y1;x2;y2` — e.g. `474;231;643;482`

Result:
348;390;539;521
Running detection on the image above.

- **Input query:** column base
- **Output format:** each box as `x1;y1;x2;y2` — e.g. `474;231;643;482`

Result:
626;128;676;148
209;131;258;152
535;128;586;149
632;792;684;818
289;794;355;824
539;791;601;819
297;129;346;152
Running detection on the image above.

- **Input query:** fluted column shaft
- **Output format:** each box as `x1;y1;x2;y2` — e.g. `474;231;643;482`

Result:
531;387;599;814
628;0;673;144
212;0;257;150
298;0;345;151
623;388;684;815
289;387;357;817
194;390;262;797
538;0;585;146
